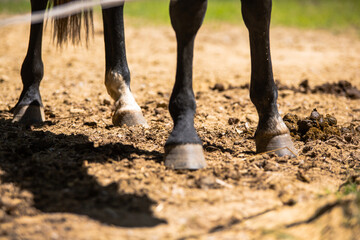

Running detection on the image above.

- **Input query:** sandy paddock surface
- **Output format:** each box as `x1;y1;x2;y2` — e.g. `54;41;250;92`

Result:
0;17;360;239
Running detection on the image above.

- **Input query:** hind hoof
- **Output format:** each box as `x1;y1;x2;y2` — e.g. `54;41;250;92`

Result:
112;110;148;127
256;133;297;157
12;105;45;124
164;144;206;170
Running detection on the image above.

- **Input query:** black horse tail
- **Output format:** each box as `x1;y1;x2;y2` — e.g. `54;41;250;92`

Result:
48;0;93;46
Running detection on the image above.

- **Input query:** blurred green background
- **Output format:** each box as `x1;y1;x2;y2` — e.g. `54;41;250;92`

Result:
0;0;359;34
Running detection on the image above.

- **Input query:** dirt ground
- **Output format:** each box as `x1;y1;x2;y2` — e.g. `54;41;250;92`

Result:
0;17;360;240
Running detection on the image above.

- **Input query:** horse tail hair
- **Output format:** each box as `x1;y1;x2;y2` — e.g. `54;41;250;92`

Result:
47;0;94;46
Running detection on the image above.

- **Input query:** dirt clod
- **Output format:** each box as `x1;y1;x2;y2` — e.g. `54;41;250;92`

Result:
212;83;225;92
277;79;360;100
228;117;240;125
313;80;360;99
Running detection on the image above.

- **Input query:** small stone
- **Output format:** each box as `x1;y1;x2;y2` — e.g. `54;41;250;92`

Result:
212;83;225;92
299;79;310;93
154;108;165;115
341;127;351;134
103;99;111;106
156;102;167;109
70;108;84;113
223;94;232;99
278;191;297;206
302;145;312;153
84;121;97;127
344;134;352;143
228;117;240;125
0;75;9;82
195;176;219;190
296;170;311;183
264;161;279;171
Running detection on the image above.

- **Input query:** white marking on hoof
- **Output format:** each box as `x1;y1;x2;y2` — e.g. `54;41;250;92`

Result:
105;71;147;126
165;144;206;170
12;105;45;124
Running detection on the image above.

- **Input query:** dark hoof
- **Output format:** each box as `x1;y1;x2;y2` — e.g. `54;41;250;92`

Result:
12;105;45;124
112;110;148;127
164;144;206;170
256;133;298;157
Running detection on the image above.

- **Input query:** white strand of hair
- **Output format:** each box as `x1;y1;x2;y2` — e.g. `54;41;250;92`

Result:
0;0;165;27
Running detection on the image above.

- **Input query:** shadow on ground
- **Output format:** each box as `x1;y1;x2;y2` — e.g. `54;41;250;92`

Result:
0;117;166;227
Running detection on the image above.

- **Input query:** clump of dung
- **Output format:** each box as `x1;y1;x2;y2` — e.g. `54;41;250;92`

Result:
283;109;341;141
312;80;360;100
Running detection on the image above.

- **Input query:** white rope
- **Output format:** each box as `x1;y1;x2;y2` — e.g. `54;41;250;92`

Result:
0;0;158;27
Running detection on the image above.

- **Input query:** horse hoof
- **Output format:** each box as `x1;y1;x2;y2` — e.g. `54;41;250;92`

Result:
112;110;148;127
256;133;297;157
12;104;45;124
164;144;206;170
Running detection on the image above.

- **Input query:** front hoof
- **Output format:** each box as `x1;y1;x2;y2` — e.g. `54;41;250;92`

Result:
164;144;206;170
256;133;298;157
112;110;148;127
12;104;45;124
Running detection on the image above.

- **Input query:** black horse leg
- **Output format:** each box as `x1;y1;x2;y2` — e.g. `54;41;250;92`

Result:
241;0;297;156
165;0;208;169
102;5;147;127
12;0;48;124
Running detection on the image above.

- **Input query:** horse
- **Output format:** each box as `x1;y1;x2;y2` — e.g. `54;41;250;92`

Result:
11;0;297;170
